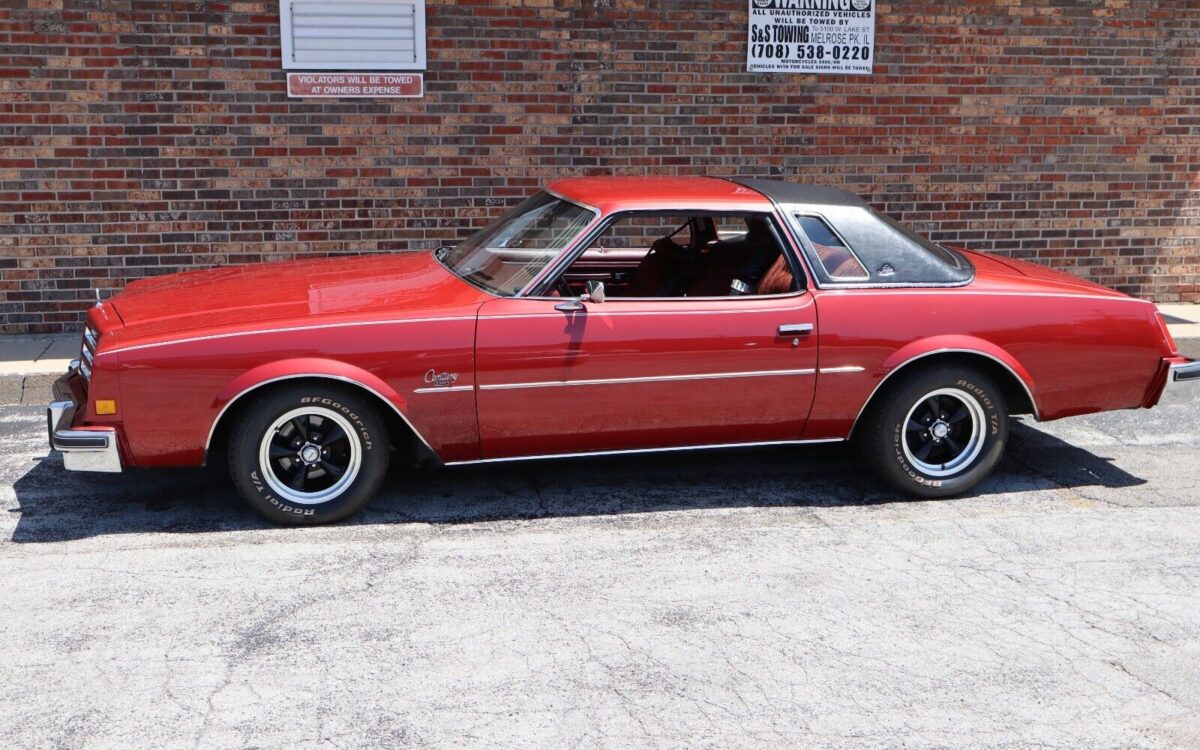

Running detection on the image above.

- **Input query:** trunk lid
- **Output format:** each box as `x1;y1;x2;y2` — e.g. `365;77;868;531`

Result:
955;248;1126;296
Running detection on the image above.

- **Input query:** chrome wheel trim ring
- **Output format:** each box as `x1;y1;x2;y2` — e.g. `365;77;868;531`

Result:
901;387;986;478
258;406;362;506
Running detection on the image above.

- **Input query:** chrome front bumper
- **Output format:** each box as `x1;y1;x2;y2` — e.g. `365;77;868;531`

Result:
1162;358;1200;400
48;364;122;473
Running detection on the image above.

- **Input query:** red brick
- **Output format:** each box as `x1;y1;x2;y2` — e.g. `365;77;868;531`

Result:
1;0;1198;332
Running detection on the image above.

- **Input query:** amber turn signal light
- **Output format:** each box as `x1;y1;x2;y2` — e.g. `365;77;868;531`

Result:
94;399;117;415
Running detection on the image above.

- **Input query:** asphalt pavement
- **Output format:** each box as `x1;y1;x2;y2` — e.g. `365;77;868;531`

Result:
1;382;1198;749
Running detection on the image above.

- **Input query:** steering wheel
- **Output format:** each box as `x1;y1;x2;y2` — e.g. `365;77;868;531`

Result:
554;277;573;298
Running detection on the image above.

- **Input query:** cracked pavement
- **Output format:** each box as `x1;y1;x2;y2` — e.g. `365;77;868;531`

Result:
1;387;1198;749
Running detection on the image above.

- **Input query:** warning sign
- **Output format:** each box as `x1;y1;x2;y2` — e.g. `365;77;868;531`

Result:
286;72;424;98
747;0;875;75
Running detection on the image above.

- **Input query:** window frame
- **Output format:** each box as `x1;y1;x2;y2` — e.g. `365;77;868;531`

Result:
520;208;810;302
279;0;428;71
791;212;871;282
781;210;874;287
436;191;599;298
774;203;976;290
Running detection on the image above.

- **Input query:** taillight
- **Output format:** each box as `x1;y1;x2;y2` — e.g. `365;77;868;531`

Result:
1155;312;1179;355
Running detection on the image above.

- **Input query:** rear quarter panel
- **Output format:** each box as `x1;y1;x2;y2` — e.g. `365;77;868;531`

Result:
805;286;1164;440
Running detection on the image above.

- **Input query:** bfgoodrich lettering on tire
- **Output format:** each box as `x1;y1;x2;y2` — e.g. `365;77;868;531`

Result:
228;384;389;525
861;364;1009;498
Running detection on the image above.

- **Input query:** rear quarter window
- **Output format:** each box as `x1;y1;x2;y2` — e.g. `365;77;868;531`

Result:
794;215;869;280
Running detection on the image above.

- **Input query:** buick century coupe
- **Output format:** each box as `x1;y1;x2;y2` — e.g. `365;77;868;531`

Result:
50;177;1198;525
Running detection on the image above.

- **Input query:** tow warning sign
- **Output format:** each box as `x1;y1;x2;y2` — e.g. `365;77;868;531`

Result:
747;0;875;75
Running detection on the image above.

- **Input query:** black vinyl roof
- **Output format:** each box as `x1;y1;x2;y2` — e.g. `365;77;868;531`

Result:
730;177;974;287
731;178;870;209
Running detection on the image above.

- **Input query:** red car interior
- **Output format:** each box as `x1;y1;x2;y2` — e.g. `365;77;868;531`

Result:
756;256;795;295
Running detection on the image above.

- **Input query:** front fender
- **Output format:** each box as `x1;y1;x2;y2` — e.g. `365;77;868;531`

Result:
206;358;420;454
214;357;410;413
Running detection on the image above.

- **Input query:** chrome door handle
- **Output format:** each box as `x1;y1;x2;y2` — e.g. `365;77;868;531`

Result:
778;323;814;335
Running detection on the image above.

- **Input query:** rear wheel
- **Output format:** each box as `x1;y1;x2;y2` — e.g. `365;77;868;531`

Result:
228;384;389;525
861;365;1008;498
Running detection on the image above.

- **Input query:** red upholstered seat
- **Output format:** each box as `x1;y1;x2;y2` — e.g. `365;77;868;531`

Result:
756;255;795;295
813;242;867;279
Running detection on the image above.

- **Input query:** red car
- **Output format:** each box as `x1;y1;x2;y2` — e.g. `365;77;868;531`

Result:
49;177;1198;525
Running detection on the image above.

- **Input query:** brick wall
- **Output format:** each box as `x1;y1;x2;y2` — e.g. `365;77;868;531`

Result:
1;0;1198;333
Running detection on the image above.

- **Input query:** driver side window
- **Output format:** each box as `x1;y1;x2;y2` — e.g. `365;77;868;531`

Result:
550;212;802;299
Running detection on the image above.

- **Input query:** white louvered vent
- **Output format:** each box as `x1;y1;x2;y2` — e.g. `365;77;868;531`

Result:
280;1;427;70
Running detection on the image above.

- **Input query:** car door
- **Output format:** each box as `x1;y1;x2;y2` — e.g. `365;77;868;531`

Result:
473;292;819;458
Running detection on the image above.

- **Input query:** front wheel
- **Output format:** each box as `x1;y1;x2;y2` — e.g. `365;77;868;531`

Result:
228;384;389;525
861;365;1009;498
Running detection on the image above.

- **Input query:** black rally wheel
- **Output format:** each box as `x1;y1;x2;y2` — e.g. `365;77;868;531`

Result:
228;383;389;525
861;364;1009;498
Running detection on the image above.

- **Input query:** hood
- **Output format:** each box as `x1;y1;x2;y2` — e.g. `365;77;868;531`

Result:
108;252;487;340
954;248;1127;297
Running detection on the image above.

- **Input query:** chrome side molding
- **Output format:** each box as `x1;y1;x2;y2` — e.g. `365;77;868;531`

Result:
847;347;1041;436
446;437;844;466
479;368;817;391
203;372;439;459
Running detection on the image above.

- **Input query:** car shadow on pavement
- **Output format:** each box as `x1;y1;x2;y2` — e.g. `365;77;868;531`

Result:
9;421;1145;543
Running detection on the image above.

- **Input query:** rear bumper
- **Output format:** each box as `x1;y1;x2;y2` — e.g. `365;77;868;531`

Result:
48;363;122;473
1161;358;1200;400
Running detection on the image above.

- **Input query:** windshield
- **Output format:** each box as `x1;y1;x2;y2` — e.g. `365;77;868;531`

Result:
438;192;595;295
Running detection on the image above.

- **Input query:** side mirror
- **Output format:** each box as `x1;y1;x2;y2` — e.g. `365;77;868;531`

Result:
554;280;606;313
554;282;604;314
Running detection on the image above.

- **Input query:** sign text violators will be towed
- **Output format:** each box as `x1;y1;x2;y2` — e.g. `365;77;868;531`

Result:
287;73;424;99
747;0;875;75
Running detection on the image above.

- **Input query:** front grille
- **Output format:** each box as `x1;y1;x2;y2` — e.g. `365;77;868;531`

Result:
80;324;98;382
